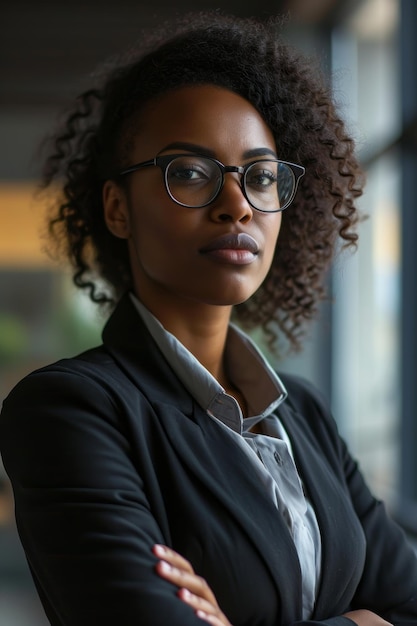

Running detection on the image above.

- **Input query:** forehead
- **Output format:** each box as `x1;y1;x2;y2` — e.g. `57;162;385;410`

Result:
129;84;276;159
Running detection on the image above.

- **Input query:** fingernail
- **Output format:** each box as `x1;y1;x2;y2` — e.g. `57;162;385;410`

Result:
154;544;167;556
159;560;172;572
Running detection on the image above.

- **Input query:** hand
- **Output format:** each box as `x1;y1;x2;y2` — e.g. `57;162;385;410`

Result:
153;544;233;626
343;609;393;626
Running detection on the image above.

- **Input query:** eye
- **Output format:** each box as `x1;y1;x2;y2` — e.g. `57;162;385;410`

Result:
167;157;213;185
170;167;206;181
246;163;278;190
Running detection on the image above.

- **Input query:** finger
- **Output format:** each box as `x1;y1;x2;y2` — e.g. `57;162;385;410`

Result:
179;589;232;625
153;544;194;573
196;608;231;626
178;587;220;616
155;560;217;605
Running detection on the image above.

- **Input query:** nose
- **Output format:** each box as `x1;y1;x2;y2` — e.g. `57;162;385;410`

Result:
209;173;253;224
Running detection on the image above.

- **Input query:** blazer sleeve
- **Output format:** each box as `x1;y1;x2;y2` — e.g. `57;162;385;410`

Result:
0;367;205;626
283;375;417;626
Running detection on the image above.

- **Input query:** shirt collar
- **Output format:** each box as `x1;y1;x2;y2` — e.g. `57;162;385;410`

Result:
129;293;287;433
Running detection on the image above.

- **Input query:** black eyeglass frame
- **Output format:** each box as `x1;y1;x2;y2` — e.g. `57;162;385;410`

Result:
118;153;305;213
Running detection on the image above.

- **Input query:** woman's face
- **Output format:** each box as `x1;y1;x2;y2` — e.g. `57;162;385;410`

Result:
104;85;282;315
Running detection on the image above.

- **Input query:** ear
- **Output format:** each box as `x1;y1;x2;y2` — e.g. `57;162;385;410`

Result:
103;180;130;239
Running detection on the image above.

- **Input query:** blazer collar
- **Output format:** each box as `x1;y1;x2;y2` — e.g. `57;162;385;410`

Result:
102;293;194;415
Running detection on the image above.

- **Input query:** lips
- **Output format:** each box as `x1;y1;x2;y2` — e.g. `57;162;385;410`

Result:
200;233;259;254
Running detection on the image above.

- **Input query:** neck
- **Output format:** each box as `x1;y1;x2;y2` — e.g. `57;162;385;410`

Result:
133;291;250;417
135;290;232;383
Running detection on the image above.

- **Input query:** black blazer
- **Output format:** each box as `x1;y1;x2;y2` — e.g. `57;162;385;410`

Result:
1;294;416;626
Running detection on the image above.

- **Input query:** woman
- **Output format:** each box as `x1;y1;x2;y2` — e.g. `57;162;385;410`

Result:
1;14;416;626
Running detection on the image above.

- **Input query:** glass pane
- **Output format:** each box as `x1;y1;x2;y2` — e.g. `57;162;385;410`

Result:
330;0;401;504
332;0;400;154
332;152;401;502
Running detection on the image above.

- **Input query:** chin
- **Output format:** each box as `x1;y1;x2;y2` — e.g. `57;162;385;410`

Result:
202;291;255;307
197;281;262;307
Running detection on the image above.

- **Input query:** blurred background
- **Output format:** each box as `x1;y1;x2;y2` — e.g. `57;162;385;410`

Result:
1;0;417;623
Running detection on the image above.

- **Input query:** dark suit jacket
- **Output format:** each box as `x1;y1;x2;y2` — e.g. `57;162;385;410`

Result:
1;294;416;626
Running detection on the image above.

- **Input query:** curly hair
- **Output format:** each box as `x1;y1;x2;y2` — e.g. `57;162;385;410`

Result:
41;12;364;351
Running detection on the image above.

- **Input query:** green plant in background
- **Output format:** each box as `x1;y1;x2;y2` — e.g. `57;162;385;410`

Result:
52;300;103;356
0;315;28;365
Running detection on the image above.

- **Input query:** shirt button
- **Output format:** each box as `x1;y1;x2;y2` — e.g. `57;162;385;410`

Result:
274;451;284;466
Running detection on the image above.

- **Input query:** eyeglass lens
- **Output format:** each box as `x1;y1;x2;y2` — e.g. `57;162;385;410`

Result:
165;156;295;211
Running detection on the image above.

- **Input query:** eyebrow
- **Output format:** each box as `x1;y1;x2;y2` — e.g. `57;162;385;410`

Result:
158;142;277;160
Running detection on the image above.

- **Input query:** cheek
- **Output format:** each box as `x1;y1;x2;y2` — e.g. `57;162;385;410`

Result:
126;187;171;243
126;198;196;271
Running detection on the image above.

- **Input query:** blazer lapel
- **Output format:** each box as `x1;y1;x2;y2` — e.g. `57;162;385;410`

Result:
277;402;366;617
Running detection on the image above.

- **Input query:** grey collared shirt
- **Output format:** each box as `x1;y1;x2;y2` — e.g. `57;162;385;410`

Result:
130;294;321;619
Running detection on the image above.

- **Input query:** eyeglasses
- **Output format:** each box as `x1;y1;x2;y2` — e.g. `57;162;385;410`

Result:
118;154;305;213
